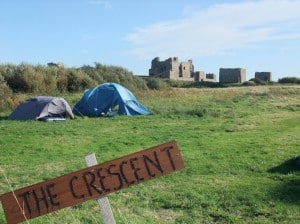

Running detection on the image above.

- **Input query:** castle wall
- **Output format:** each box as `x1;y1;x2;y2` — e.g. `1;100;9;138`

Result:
149;57;194;81
194;72;216;82
149;57;219;82
219;68;246;84
255;72;272;82
149;57;276;83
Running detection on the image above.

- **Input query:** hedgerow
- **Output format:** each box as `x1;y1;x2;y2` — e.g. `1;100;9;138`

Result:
278;77;300;84
0;63;149;112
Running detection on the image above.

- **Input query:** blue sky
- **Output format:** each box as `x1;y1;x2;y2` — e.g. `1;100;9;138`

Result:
1;0;300;81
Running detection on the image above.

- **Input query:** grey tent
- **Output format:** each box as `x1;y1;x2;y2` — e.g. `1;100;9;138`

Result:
9;96;74;120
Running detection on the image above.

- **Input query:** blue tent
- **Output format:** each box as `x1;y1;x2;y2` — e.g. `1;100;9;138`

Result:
73;83;151;116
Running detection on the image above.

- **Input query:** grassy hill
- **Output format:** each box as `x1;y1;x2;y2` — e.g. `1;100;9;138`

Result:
0;85;300;223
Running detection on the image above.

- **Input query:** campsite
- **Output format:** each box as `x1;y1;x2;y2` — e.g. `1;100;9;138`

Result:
0;84;299;223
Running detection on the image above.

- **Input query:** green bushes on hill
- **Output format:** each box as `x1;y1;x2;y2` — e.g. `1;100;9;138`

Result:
0;63;150;112
146;78;169;90
81;63;148;91
0;63;149;94
0;73;15;111
278;77;300;84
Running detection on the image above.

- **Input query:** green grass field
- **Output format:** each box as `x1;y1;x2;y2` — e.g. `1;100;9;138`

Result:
1;85;300;223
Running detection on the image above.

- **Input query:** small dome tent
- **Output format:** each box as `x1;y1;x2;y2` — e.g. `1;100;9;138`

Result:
9;96;75;120
73;82;151;116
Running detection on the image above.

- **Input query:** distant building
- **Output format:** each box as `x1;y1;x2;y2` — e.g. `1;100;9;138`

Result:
194;72;216;82
219;68;246;84
149;57;216;82
149;57;194;81
255;72;272;82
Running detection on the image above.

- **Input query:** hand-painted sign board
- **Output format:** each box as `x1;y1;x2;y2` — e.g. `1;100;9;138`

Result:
0;140;184;224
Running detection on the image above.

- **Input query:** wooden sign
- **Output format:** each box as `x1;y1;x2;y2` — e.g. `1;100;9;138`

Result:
0;140;184;224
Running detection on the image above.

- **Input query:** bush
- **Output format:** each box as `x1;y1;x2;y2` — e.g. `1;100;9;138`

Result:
82;63;148;91
182;81;221;88
278;77;300;84
249;78;269;85
0;63;150;95
36;65;57;93
146;78;169;90
242;81;256;86
67;69;97;92
0;74;15;112
3;64;57;93
56;68;69;92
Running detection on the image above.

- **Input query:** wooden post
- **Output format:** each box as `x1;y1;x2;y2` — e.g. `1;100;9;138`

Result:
85;153;116;224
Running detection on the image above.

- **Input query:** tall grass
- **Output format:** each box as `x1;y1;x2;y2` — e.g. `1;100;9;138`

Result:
0;85;300;223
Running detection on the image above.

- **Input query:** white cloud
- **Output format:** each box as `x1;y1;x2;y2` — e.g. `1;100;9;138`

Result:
126;0;300;59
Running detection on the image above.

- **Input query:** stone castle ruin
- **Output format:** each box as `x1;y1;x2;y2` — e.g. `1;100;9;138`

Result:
219;68;246;84
149;57;272;84
149;57;216;82
255;72;272;82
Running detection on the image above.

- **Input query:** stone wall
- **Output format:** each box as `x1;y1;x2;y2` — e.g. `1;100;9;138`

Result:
255;72;272;82
149;57;216;82
149;57;194;81
219;68;246;84
194;72;216;82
